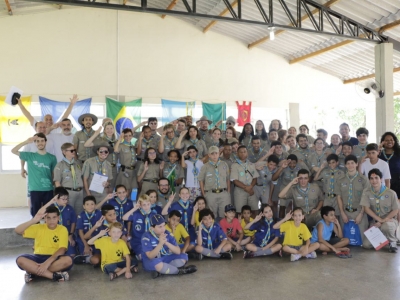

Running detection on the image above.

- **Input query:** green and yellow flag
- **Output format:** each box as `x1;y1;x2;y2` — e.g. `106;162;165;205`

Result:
106;97;142;134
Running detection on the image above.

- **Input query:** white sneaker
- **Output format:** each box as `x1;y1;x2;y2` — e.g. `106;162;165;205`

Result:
306;251;317;259
290;254;301;262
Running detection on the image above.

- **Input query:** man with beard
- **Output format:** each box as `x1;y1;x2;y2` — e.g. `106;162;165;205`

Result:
157;178;172;208
12;133;57;217
292;134;314;170
73;113;102;164
198;116;213;144
46;118;75;162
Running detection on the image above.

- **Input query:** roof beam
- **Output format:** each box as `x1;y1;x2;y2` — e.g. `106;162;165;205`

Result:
248;0;341;49
161;0;179;19
203;0;240;33
289;18;400;64
343;67;400;84
5;0;13;15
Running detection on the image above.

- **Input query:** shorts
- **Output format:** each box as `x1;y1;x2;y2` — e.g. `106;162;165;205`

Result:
327;237;342;245
142;253;188;271
286;245;301;250
103;261;127;274
76;238;100;255
16;254;73;271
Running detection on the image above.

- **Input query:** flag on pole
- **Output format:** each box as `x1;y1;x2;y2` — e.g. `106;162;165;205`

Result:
106;97;142;134
161;99;195;125
236;101;252;126
166;165;177;193
202;102;226;129
0;96;32;144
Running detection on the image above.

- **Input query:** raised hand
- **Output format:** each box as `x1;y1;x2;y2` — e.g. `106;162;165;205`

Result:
180;130;188;137
160;161;165;170
99;228;109;237
26;136;38;144
94;216;105;228
33;212;47;223
336;145;342;155
291;177;299;185
254;212;263;222
144;161;149;171
284;211;293;221
95;126;103;134
168;192;176;202
282;159;289;168
70;94;79;103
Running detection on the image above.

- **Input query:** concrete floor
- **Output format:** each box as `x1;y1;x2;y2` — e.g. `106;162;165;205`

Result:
1;246;400;300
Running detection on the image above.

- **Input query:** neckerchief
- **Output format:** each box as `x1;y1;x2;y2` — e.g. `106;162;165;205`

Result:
358;143;367;158
236;158;252;185
63;158;77;189
54;203;65;225
104;136;116;165
262;167;275;194
297;147;310;164
246;135;252;149
142;137;153;154
209;159;221;188
250;147;263;161
260;218;274;247
297;183;311;214
83;128;94;159
189;157;200;186
122;142;136;166
371;186;387;217
382;149;394;161
202;223;214;249
165;136;176;148
151;203;158;214
346;172;359;211
314;151;325;167
140;208;151;232
149;228;171;256
189;138;198;146
178;199;190;231
115;198;127;219
328;168;339;194
85;211;95;229
95;156;106;175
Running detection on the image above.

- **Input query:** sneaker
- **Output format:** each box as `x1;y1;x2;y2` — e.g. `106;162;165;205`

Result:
93;263;100;269
219;252;233;260
196;253;203;261
389;245;398;253
52;272;69;282
178;265;197;275
24;273;34;283
243;251;254;259
290;254;301;262
188;252;202;261
306;251;317;259
151;271;162;279
73;255;87;265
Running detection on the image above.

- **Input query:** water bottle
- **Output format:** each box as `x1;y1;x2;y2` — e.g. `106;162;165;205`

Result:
131;188;138;205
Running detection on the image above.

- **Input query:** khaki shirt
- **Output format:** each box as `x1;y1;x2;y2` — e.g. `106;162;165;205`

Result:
138;162;160;181
279;162;309;190
73;129;102;161
360;188;399;219
240;135;253;149
220;156;235;170
181;139;207;159
285;183;323;213
161;136;179;162
162;163;184;180
118;144;137;167
247;148;268;163
199;129;212;143
230;160;259;185
352;145;367;160
335;173;369;209
291;148;314;169
319;167;345;194
135;136;159;159
308;151;328;170
53;160;84;188
82;157;113;186
198;160;229;190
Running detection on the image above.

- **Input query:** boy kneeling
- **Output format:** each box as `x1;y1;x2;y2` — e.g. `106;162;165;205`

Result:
15;206;73;283
141;214;197;279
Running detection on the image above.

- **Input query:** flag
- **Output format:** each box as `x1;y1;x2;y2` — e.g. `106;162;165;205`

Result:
0;96;32;144
166;165;177;193
106;97;142;134
202;102;226;129
236;101;252;126
161;99;195;125
39;96;91;125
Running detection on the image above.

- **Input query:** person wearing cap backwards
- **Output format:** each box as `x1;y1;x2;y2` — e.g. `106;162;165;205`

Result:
231;145;260;217
141;214;197;279
198;146;231;219
73;113;102;165
82;143;114;203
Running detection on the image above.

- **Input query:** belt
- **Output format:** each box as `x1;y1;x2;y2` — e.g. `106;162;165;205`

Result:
64;187;83;191
121;165;135;171
345;207;358;212
324;193;336;198
143;178;158;183
205;188;227;194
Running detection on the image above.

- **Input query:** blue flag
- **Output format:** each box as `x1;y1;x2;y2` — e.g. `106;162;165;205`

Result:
161;99;195;125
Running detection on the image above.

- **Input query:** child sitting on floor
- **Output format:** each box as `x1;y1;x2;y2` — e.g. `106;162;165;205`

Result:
165;210;195;253
219;204;250;251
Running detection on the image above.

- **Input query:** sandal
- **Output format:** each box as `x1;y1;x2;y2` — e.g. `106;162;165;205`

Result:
335;252;348;259
130;265;139;273
109;272;118;281
25;273;34;283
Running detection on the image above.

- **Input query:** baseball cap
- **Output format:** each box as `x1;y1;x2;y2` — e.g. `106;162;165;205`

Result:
209;146;219;154
150;214;165;226
225;204;236;213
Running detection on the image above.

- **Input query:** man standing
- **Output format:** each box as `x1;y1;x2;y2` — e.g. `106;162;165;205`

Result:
339;123;358;146
12;133;57;216
198;116;213;143
73;113;101;165
292;134;313;169
47;118;75;162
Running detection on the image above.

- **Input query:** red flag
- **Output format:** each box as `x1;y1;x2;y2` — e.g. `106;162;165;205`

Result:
236;101;252;126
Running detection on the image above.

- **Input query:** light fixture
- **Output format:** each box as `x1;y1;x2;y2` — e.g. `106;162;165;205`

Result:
268;26;275;41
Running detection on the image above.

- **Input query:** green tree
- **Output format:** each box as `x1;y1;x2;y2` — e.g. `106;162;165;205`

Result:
394;98;400;139
337;108;366;130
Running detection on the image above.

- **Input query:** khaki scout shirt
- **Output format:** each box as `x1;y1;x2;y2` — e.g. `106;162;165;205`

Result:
335;173;369;210
230;160;259;185
360;187;399;219
198;160;229;190
285;183;323;213
73;129;102;161
54;160;84;188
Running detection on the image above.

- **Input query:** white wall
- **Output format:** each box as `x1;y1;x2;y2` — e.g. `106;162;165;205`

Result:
0;7;364;207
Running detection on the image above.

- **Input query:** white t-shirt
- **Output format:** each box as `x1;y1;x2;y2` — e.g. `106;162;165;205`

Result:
22;136;55;155
361;158;391;186
48;132;75;162
185;159;204;188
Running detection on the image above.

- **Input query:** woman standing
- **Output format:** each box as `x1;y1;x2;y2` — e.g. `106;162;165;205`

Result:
238;123;255;149
137;147;161;195
254;120;269;148
175;126;208;159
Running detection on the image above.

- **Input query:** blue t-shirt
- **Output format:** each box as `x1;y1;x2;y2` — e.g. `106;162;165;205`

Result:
141;230;177;260
105;198;134;223
249;219;281;247
51;204;76;233
197;222;227;249
128;210;156;246
379;152;400;178
151;204;162;215
167;201;194;231
310;220;334;243
76;210;102;235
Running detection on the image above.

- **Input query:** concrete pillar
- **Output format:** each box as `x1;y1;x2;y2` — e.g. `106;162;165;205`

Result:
289;102;300;129
375;43;394;142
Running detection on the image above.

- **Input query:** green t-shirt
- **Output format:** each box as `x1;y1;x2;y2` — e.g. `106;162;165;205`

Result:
20;152;57;192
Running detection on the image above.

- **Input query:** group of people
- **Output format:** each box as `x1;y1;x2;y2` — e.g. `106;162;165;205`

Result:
11;97;400;283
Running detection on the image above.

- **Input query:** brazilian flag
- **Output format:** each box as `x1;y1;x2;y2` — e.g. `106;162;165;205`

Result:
106;97;142;134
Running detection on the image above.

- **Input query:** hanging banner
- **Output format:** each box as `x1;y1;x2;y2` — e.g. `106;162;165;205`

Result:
236;101;252;126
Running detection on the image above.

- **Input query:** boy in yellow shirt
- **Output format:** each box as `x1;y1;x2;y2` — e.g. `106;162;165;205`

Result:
15;206;73;283
273;207;320;262
88;222;133;281
240;205;256;240
166;210;195;253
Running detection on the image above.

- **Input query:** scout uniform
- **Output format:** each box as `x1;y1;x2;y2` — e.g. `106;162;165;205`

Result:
352;144;368;161
318;167;345;214
278;162;309;207
115;142;138;191
162;162;184;199
180;139;208;159
205;138;224;151
199;129;212;144
53;158;84;214
93;136;119;189
184;158;203;202
128;209;157;256
82;156;113;202
73;129;102;164
254;165;277;204
335;172;369;237
138;162;160;195
161;136;179;162
230;160;260;211
241;135;253;150
338;154;348;171
283;183;324;228
157;189;173;208
247;147;269;164
220;156;236;204
292;148;313;169
135;136;159;177
51;203;77;256
76;209;102;255
166;200;196;242
105;197;134;224
198;159;231;218
360;187;399;248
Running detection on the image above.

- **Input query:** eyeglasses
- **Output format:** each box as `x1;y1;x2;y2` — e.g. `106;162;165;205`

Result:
65;149;76;153
99;150;109;154
148;152;156;155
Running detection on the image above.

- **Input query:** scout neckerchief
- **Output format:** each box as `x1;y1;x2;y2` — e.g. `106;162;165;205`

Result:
189;138;198;146
85;211;96;229
83;128;94;159
62;158;77;189
328;168;339;195
140;208;151;232
246;135;253;149
165;163;177;193
250;147;263;161
357;143;367;158
260;218;274;247
122;141;136;166
314;151;325;167
95;156;106;175
297;146;310;164
202;222;214;249
371;185;387;217
158;190;170;203
189;157;200;186
149;228;171;256
151;203;158;214
115;197;127;219
297;183;311;214
209;159;221;189
262;167;275;195
345;172;359;211
54;203;66;225
164;136;176;149
178;199;190;231
236;158;252;185
212;139;221;147
142;137;153;149
104;135;116;165
199;130;207;141
382;149;394;161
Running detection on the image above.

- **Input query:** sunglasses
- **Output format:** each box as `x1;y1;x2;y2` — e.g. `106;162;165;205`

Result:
227;122;233;125
65;149;76;153
99;150;109;154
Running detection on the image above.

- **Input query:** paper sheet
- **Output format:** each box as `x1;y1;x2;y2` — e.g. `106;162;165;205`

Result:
364;226;389;250
89;173;108;194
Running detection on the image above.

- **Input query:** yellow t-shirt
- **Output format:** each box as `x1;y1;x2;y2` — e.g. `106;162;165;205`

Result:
194;211;200;227
23;224;68;255
94;237;130;271
165;224;189;245
241;218;256;237
280;221;311;246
